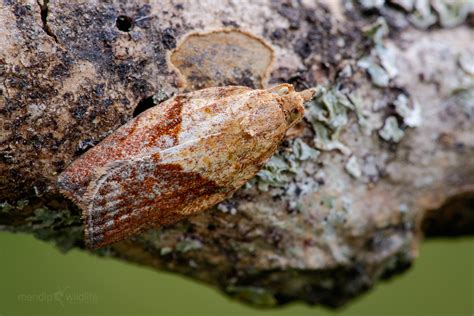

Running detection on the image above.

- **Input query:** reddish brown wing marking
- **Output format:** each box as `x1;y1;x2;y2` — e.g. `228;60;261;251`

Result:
84;156;224;248
57;96;186;206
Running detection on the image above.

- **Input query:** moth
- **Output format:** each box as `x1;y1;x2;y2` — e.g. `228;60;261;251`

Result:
58;84;315;248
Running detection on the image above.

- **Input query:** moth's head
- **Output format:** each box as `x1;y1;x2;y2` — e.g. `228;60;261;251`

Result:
268;84;315;128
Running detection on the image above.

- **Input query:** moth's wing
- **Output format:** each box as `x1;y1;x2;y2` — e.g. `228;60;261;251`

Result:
184;86;252;103
82;150;226;249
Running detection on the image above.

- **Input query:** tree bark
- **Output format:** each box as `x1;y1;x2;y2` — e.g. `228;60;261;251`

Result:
1;0;473;307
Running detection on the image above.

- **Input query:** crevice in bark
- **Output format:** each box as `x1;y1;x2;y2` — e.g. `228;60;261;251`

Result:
37;0;59;43
133;95;155;117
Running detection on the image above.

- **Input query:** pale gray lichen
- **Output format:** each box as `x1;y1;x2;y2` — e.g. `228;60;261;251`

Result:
152;89;170;104
349;95;383;136
431;0;474;28
458;51;474;75
363;16;389;45
379;116;405;142
358;18;398;88
358;58;390;87
357;0;474;29
450;88;474;118
176;238;203;253
394;94;422;127
345;156;362;178
408;0;438;28
254;155;295;192
390;0;415;11
376;45;398;79
304;86;353;155
253;138;319;192
359;0;386;9
160;247;173;256
318;197;352;264
217;201;238;215
292;138;320;161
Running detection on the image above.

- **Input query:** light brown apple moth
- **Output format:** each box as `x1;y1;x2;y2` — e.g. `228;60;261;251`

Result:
58;84;315;248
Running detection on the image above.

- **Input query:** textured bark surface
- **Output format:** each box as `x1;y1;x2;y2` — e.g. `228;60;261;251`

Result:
1;0;473;308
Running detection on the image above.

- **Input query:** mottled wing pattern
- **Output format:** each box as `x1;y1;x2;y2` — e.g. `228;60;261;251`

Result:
83;154;225;248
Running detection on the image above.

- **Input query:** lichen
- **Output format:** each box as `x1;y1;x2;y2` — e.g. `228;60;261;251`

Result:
408;0;438;29
379;116;405;142
358;0;385;9
175;238;203;253
349;95;383;136
356;0;474;29
25;208;83;252
393;94;421;127
1;203;83;252
254;155;295;192
0;201;14;214
304;86;353;155
458;51;474;75
358;58;390;87
160;247;173;256
253;138;319;192
345;156;362;178
217;201;238;215
431;0;474;28
152;89;170;104
358;18;397;88
449;88;474;118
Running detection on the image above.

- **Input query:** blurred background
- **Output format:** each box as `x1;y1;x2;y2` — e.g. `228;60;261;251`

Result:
0;233;472;316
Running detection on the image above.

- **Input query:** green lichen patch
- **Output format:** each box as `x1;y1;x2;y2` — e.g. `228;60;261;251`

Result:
253;138;319;192
304;86;353;155
349;95;383;136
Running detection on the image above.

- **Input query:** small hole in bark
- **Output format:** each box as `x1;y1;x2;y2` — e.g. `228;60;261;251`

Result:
133;96;155;117
116;15;133;32
207;224;216;231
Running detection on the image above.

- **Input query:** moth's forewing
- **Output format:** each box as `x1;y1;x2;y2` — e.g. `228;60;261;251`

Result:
83;153;227;248
58;85;305;249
